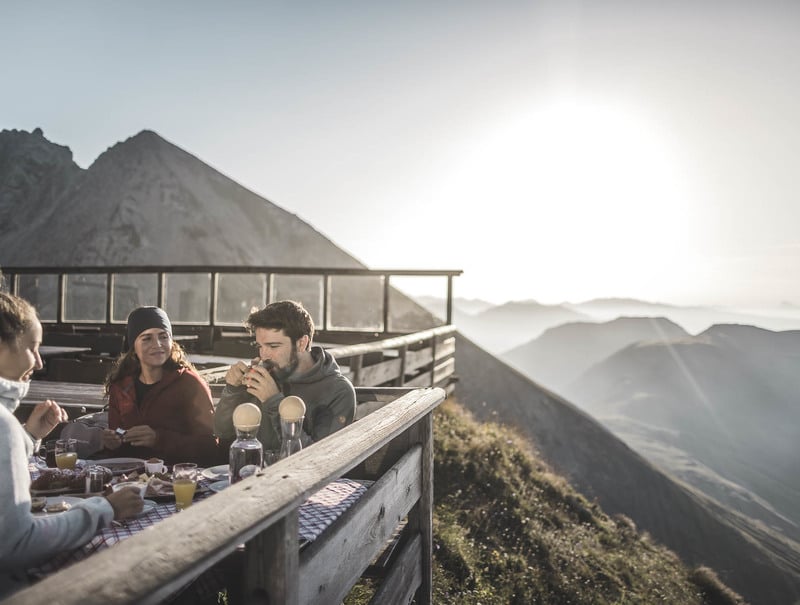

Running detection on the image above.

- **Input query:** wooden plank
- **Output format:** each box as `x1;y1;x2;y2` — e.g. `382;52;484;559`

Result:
12;388;446;605
435;337;456;360
244;511;299;605
405;347;433;372
22;380;106;409
409;413;434;605
404;371;432;388
38;345;92;358
357;357;403;386
369;533;423;605
433;358;456;385
299;447;423;605
326;325;456;360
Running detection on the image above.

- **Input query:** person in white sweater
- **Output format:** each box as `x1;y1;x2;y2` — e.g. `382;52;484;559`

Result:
0;292;143;599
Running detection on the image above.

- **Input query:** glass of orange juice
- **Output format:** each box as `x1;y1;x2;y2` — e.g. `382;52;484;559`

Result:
55;438;78;469
172;463;198;511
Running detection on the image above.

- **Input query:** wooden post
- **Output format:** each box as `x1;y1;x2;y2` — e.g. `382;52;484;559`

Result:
351;354;363;386
408;413;434;605
243;510;300;605
396;345;408;386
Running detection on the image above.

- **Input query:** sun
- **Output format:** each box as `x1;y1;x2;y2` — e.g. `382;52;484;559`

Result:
438;95;699;304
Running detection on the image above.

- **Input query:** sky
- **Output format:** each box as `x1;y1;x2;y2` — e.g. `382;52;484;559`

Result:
3;1;800;307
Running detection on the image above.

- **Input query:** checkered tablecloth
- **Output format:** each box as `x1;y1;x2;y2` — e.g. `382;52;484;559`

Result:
28;462;371;577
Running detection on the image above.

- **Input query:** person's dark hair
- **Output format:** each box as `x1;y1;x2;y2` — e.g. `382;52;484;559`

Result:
0;292;37;346
104;340;195;393
246;300;314;349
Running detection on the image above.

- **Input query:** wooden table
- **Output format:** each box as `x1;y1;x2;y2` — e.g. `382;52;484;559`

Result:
21;380;107;412
39;345;92;358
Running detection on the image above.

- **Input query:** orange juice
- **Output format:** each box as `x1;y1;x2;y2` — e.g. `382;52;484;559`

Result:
55;451;78;469
173;478;197;510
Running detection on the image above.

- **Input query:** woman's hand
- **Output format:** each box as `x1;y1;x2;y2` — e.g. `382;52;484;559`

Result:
25;400;68;440
101;429;123;450
106;487;144;520
245;364;280;403
122;425;157;448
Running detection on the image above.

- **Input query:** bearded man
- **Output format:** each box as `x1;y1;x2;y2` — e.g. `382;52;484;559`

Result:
213;300;356;453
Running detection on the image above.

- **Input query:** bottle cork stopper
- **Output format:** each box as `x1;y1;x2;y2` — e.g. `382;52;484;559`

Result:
279;396;306;422
233;402;262;430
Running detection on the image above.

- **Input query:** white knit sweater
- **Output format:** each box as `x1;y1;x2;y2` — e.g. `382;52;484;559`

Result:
0;377;114;599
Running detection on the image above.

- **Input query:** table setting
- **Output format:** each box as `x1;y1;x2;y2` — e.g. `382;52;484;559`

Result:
26;453;372;579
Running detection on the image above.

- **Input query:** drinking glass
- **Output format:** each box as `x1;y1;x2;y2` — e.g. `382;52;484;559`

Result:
55;438;78;469
172;463;198;511
41;439;58;468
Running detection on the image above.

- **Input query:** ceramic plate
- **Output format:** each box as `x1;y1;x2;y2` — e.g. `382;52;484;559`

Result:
33;496;84;515
91;458;145;476
30;485;73;497
201;465;229;481
137;499;157;517
208;479;229;493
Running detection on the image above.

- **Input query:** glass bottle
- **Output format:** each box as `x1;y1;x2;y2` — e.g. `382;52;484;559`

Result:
229;403;264;484
278;396;306;459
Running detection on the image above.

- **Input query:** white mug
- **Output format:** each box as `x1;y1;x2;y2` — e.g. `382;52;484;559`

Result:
144;458;167;475
112;481;147;499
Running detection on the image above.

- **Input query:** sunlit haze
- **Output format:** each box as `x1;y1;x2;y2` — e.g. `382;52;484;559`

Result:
2;1;799;308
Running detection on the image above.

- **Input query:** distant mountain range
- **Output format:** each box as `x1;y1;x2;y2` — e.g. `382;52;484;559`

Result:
564;324;800;542
502;316;689;392
417;295;800;354
3;128;798;604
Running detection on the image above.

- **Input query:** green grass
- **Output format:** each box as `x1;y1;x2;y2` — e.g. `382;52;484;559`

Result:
428;398;746;604
346;397;745;604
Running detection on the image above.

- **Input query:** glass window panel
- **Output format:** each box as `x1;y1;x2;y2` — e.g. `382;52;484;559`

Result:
388;276;445;332
328;275;384;331
16;274;58;322
112;274;158;323
216;273;267;325
271;275;323;327
64;274;107;322
164;273;211;324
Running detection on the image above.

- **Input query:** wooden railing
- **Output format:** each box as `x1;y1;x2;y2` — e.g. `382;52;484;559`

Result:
199;325;459;395
1;265;461;337
10;387;446;605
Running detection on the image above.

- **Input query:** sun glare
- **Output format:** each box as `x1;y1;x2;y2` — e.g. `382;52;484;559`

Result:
440;96;698;304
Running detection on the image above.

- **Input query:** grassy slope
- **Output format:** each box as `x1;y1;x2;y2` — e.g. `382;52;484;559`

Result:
428;398;745;605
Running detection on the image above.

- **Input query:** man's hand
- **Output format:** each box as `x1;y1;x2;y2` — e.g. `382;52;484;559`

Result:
245;364;280;403
225;360;253;387
122;425;157;448
25;400;68;440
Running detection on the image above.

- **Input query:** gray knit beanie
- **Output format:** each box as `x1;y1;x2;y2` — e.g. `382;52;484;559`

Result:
125;306;172;351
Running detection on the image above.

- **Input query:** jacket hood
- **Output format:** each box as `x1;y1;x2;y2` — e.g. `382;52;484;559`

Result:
287;346;342;385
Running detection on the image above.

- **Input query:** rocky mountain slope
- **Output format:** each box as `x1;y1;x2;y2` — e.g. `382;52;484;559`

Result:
0;128;362;268
454;333;800;605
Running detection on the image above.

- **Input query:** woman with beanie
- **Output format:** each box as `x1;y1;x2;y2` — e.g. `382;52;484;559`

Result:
0;293;143;599
100;306;220;466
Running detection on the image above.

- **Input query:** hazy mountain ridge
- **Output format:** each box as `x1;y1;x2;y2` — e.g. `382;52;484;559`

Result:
420;296;800;350
564;325;800;543
501;316;690;392
453;333;800;604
